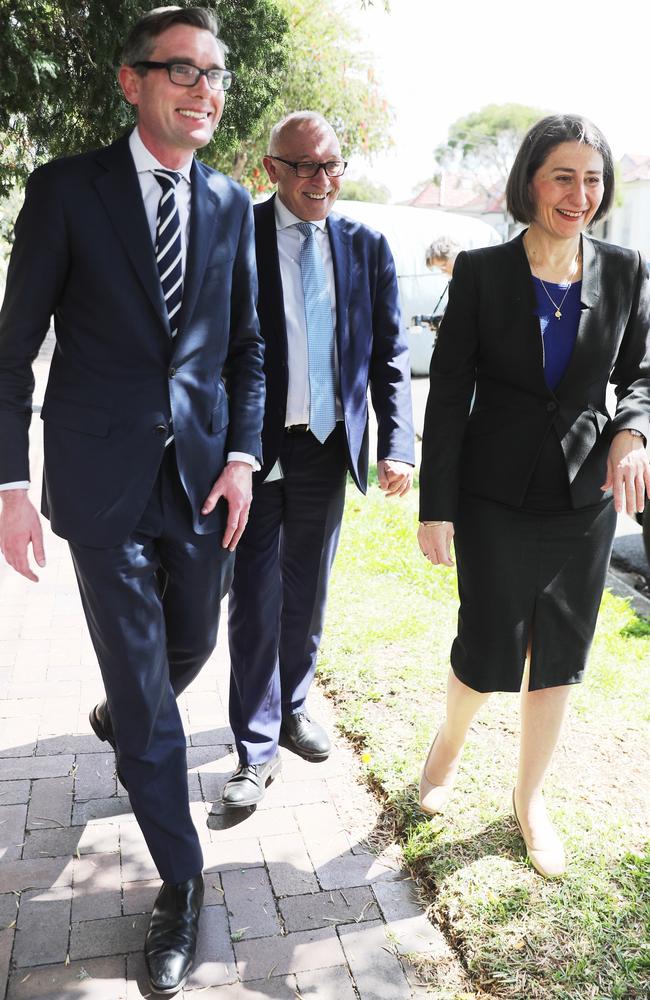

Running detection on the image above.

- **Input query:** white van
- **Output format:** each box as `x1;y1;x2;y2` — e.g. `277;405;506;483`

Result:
335;201;502;375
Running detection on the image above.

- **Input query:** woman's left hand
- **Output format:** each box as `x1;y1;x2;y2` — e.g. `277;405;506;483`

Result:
601;430;650;514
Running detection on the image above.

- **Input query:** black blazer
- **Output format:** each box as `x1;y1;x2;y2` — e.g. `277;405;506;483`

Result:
253;196;414;491
419;232;650;520
0;135;265;546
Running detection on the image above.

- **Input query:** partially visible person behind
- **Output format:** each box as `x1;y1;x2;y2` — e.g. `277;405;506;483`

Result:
0;6;264;993
223;111;415;810
425;234;461;322
425;235;462;278
417;113;650;878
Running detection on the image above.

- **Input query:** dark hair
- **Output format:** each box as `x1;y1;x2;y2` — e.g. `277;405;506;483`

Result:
121;5;226;68
506;114;614;225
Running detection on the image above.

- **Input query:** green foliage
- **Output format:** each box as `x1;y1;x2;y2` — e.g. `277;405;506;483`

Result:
214;0;393;194
0;0;288;197
340;176;390;203
434;102;546;194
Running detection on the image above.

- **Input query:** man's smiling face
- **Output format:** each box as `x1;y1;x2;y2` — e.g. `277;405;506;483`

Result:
263;120;343;222
119;24;225;167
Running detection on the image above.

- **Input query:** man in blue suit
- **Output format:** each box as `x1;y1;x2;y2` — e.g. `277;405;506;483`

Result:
0;8;264;993
224;111;414;808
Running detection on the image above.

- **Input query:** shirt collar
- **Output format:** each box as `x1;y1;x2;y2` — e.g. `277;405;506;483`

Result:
128;127;193;185
274;194;328;233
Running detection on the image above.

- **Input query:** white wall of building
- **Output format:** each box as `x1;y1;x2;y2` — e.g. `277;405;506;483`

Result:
598;181;650;259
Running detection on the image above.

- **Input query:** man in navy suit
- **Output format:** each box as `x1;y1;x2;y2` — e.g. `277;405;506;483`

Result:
0;8;264;992
224;111;414;808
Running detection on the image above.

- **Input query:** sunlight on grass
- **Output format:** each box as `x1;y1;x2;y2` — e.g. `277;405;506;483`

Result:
320;477;650;999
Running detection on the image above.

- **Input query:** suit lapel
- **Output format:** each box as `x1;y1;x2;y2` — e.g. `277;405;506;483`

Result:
93;137;168;331
552;235;600;397
176;160;218;334
510;232;551;395
327;214;351;365
256;196;288;362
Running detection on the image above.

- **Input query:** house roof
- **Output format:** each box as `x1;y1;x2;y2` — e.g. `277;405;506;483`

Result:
620;153;650;182
408;173;505;214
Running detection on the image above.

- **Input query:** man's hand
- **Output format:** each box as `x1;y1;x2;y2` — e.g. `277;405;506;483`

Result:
418;522;455;567
601;430;650;514
0;490;46;582
201;461;253;551
377;459;413;497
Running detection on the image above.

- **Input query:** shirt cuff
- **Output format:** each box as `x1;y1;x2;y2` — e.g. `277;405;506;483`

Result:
227;452;260;472
0;481;30;491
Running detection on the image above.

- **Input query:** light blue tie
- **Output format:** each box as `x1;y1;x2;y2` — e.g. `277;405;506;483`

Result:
296;222;337;443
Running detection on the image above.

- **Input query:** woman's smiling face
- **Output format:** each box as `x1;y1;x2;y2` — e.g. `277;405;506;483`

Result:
529;141;604;239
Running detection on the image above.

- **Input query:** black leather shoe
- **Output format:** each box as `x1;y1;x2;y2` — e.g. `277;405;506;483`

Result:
89;700;126;789
281;710;330;761
145;875;204;995
221;755;281;808
89;700;116;750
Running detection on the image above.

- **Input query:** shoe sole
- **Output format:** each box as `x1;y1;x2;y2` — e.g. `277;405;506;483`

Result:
279;732;330;762
148;972;190;996
148;979;188;996
88;706;116;751
221;757;282;809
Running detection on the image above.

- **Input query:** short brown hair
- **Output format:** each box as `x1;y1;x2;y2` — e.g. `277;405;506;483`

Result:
121;5;226;68
506;114;614;226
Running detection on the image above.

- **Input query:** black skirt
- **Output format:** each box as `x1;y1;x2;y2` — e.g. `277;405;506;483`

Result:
451;434;617;692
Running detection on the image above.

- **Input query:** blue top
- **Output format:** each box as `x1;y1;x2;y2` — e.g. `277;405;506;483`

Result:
532;277;582;390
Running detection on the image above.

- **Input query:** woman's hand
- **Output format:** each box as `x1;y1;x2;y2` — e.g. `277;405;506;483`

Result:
602;430;650;514
418;521;455;566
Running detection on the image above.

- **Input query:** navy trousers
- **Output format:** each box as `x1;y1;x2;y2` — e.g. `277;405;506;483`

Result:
69;445;234;883
228;425;348;765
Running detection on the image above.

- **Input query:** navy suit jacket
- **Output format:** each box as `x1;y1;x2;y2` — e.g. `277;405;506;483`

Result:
254;195;414;490
420;232;650;519
0;135;265;546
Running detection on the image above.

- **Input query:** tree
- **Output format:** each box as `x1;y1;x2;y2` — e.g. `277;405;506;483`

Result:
214;0;393;194
340;176;390;203
0;0;289;198
434;103;546;197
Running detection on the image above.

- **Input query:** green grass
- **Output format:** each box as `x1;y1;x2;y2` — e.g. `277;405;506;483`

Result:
320;476;650;1000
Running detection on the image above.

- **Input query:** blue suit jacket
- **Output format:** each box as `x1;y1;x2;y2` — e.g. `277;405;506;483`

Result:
254;195;414;490
0;135;265;546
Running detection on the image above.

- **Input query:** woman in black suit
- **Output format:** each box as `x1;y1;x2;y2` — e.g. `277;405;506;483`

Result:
417;114;650;878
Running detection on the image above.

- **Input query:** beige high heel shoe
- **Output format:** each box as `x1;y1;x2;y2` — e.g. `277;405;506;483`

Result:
419;730;457;815
512;789;566;878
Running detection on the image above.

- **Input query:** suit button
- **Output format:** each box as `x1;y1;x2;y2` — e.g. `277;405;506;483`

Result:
546;401;558;412
154;423;167;435
169;367;176;378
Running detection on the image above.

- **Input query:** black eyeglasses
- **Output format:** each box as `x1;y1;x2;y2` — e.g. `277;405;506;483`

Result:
132;61;234;91
268;156;347;178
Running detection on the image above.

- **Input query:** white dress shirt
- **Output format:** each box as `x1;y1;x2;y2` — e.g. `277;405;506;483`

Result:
274;197;342;427
0;128;255;491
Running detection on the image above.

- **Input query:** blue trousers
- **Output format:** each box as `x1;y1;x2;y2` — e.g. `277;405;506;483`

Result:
69;445;233;882
228;425;348;765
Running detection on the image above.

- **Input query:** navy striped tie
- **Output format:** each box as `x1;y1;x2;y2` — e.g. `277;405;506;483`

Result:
153;170;183;337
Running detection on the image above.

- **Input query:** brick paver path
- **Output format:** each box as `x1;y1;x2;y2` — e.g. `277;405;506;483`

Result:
0;341;459;998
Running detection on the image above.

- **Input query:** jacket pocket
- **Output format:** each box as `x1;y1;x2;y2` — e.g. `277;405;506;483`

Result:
40;396;110;437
